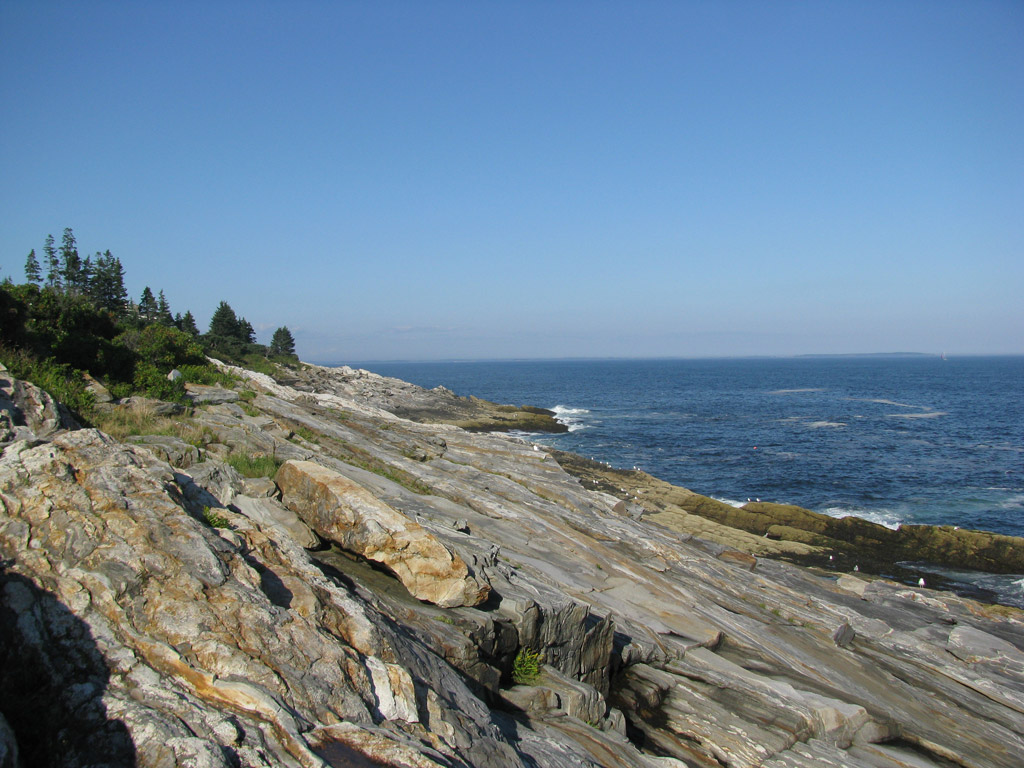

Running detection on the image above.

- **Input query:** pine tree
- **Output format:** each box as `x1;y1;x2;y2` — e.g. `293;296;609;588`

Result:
179;310;200;336
139;286;157;322
60;227;83;293
208;301;240;339
157;290;174;325
43;234;61;289
24;250;41;285
90;251;128;315
270;326;296;357
239;317;256;344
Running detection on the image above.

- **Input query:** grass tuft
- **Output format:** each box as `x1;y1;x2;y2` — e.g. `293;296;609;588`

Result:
225;451;282;478
512;648;542;685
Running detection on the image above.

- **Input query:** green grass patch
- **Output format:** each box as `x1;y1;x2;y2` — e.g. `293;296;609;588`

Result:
240;402;262;418
225;451;282;478
291;425;321;444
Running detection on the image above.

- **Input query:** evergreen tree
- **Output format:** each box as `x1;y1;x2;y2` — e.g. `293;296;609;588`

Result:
208;301;240;339
80;255;93;292
239;317;256;344
60;227;83;293
24;250;41;285
139;286;157;322
157;290;174;325
270;326;296;356
90;251;128;315
43;234;61;289
179;310;200;336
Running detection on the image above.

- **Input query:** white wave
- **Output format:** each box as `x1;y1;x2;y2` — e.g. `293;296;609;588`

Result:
998;494;1024;510
770;388;826;394
847;397;929;410
820;505;903;530
551;404;589;432
712;496;747;508
888;412;947;419
807;421;846;429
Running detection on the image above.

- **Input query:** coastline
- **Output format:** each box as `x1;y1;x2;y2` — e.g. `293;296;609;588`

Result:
4;359;1024;766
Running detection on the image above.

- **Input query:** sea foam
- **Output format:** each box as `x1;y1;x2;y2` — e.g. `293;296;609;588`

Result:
821;505;904;530
551;405;590;432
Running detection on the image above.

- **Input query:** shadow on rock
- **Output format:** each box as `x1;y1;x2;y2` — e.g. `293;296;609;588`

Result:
0;567;136;767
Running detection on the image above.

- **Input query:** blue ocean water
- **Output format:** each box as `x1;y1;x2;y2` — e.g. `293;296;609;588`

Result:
357;356;1024;540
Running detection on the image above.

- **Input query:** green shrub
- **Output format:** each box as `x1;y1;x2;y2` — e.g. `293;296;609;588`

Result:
118;324;206;371
177;363;236;386
512;648;542;685
225;452;281;478
133;363;187;402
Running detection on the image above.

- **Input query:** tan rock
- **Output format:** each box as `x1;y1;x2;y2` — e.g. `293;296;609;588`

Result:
275;460;489;607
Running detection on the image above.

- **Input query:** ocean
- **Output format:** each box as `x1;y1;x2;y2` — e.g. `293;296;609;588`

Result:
352;356;1024;600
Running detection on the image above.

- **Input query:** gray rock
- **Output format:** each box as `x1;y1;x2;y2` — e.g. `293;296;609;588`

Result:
126;433;201;468
185;384;239;405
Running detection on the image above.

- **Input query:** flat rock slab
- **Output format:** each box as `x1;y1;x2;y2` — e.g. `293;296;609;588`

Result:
185;384;239;405
276;460;490;607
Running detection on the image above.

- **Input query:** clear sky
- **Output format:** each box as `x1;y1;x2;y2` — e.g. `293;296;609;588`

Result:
2;1;1022;361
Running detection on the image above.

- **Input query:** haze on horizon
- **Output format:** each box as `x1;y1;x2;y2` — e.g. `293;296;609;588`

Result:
2;2;1021;362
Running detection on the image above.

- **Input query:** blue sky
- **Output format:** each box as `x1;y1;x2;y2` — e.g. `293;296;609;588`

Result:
2;1;1022;361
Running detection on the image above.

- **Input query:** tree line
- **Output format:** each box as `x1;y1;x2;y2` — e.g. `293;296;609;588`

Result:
2;228;297;413
19;228;295;356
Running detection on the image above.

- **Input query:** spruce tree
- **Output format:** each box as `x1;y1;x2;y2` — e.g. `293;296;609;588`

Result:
90;251;128;315
24;250;41;285
270;326;296;356
179;310;200;336
43;234;61;289
208;301;239;338
239;317;256;344
157;290;174;325
60;227;83;293
139;286;157;322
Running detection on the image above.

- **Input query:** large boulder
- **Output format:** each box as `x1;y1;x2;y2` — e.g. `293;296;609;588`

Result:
276;460;490;608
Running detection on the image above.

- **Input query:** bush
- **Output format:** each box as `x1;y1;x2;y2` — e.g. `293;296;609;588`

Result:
176;363;236;387
118;324;206;372
133;363;187;402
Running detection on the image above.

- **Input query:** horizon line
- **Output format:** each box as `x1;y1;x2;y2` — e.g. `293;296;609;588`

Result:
313;352;1024;366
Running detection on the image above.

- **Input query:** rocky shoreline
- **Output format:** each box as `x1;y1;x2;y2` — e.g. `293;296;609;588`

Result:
551;451;1024;603
2;360;1024;767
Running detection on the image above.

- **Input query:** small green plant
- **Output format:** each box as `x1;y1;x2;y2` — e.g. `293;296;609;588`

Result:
202;506;229;528
238;389;256;402
435;615;456;625
240;402;261;418
291;425;321;444
225;452;282;478
512;648;542;685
